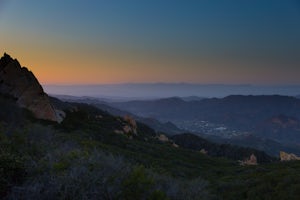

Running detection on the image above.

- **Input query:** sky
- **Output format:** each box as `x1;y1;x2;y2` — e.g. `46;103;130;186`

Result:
0;0;300;85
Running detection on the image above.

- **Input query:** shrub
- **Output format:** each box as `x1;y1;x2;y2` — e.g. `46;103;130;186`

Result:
121;165;154;199
0;151;26;197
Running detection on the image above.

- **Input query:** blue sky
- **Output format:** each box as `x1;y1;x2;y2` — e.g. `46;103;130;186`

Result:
0;0;300;84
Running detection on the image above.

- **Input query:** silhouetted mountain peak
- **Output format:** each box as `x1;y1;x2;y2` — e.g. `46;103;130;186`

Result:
0;53;12;67
0;53;64;122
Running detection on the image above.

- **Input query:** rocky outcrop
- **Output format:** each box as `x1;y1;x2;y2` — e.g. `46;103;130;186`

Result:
172;143;179;148
156;134;179;147
280;151;300;161
114;116;138;137
240;154;258;166
200;149;207;155
123;115;137;134
0;53;63;122
158;134;169;142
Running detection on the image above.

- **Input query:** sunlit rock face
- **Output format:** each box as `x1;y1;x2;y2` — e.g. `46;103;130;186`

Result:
280;151;300;161
240;154;258;166
0;53;64;122
123;115;137;135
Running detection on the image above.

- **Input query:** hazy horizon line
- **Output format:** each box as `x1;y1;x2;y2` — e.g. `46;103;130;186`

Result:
43;83;300;99
42;82;300;87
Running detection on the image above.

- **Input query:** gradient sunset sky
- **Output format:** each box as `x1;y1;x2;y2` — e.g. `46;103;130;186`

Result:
0;0;300;85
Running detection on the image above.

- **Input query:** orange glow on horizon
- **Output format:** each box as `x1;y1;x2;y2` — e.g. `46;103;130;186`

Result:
2;35;299;86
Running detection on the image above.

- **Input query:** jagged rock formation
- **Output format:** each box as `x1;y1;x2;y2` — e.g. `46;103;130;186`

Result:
123;115;137;135
157;134;169;142
0;53;64;122
114;115;138;137
280;151;300;161
240;154;258;166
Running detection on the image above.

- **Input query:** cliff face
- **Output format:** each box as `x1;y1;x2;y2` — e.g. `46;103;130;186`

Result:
0;53;63;122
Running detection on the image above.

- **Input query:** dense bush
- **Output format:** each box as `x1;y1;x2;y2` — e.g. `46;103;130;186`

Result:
0;150;26;197
1;123;212;200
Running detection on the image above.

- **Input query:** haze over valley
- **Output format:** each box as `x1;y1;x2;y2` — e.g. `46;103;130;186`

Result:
44;84;300;100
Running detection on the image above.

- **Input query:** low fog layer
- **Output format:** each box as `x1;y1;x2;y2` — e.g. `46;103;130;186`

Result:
43;84;300;99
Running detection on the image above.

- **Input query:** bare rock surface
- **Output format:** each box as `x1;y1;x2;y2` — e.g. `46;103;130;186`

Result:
0;53;63;122
280;151;300;161
240;154;258;165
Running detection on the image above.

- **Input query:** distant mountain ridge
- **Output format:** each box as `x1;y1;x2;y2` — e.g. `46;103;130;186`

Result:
112;95;300;131
44;83;300;98
180;96;205;101
0;53;63;122
110;95;300;155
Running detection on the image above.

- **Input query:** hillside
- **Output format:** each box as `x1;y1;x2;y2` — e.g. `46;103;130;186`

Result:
255;115;300;144
53;95;183;134
1;53;300;199
201;133;300;157
171;133;275;163
2;95;300;199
